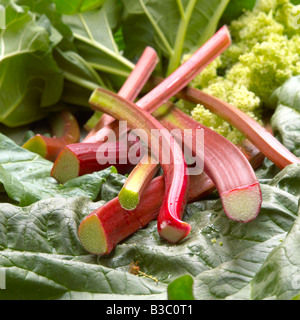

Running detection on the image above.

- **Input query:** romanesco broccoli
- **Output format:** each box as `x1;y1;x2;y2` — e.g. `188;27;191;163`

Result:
178;0;300;144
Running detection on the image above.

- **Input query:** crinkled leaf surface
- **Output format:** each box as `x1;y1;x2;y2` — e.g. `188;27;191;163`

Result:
0;163;299;299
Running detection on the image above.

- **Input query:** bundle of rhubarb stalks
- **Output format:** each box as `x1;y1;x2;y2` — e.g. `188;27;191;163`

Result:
23;26;300;255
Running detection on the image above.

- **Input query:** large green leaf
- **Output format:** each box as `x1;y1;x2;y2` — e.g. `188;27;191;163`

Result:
121;0;230;75
63;0;135;82
251;202;300;300
0;1;64;127
0;163;299;299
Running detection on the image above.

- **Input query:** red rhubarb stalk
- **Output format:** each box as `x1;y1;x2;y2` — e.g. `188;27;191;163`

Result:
78;173;210;255
51;141;138;184
83;46;159;143
84;25;231;143
23;111;80;162
89;89;190;243
153;102;262;223
51;47;159;182
78;139;265;255
146;79;300;169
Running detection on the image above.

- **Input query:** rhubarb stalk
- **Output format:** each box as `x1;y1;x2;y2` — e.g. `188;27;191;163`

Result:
78;139;265;255
51;47;159;182
83;46;159;143
50;141;137;184
78;173;209;255
148;77;300;169
118;154;159;211
89;89;190;243
153;102;262;223
23;111;80;162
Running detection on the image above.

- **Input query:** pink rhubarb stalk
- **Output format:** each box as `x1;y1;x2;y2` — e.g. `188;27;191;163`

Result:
83;46;159;143
89;89;190;243
23;111;80;162
78;139;265;255
167;83;300;169
50;141;137;184
154;102;262;223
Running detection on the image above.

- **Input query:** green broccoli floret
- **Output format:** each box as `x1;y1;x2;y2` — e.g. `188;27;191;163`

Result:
178;0;300;144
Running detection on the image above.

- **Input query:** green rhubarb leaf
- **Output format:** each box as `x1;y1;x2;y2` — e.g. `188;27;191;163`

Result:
251;203;300;300
0;158;299;299
0;196;167;300
0;1;64;127
121;0;230;75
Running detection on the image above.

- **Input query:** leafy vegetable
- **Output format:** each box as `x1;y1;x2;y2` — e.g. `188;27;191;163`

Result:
1;163;300;299
121;0;230;75
0;0;64;127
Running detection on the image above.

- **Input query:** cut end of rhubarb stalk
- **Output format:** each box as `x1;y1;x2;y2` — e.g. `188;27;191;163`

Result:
23;135;47;158
51;147;79;184
221;182;262;223
118;188;140;211
158;220;191;244
78;214;108;255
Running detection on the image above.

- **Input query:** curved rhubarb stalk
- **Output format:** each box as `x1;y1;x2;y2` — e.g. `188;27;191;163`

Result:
78;140;265;255
51;47;159;182
23;111;80;162
118;154;159;210
50;141;137;184
84;46;159;143
146;77;300;169
153;102;262;223
89;89;190;243
84;26;231;143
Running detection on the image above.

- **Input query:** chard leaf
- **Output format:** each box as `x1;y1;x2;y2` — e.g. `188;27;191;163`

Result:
121;0;230;75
